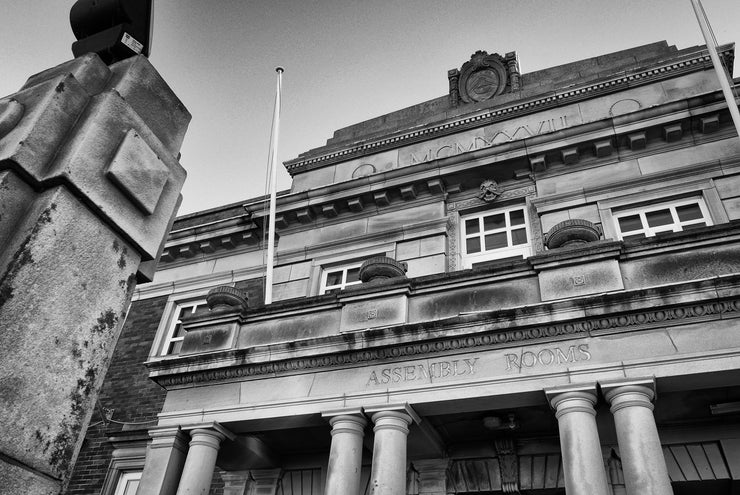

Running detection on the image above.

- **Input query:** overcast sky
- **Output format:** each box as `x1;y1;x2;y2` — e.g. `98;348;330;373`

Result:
1;1;739;215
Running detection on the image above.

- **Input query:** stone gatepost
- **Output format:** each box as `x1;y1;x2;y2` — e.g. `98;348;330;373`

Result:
0;53;189;494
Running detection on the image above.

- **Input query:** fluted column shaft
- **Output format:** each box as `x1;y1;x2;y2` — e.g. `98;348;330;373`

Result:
547;386;610;495
325;415;367;495
175;428;226;495
604;381;673;495
369;411;413;495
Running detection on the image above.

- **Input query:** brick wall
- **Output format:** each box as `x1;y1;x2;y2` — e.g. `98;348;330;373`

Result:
67;295;169;494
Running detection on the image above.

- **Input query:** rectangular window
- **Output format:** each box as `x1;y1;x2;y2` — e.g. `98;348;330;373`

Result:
320;262;363;294
160;300;206;356
461;205;531;268
614;198;711;241
113;471;142;495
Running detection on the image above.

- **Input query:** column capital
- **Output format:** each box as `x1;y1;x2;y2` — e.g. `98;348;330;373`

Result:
146;426;190;453
601;377;656;414
371;410;413;435
328;414;368;436
544;383;598;415
365;402;421;424
182;421;236;442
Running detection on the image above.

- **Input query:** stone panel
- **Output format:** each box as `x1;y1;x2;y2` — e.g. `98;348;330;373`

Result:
723;197;740;220
538;259;623;301
419;235;447;257
340;294;408;332
537;160;642;197
660;70;721;102
577;82;667;124
180;322;238;355
637;139;740;176
621;245;740;290
405;254;447;278
540;210;571;234
332;149;399;183
367;203;446;233
161;383;241;413
396;239;421;261
272;279;310;301
212;250;265;274
291;165;336;193
288;261;313;280
238;310;341;347
152;259;218;284
714;175;740;199
408;279;540;322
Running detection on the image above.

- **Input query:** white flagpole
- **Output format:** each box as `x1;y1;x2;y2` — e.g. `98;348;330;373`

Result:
691;0;740;138
265;67;284;305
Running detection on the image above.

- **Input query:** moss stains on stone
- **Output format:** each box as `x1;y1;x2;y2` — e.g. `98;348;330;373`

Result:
0;203;57;313
49;366;98;477
117;246;128;269
92;309;118;335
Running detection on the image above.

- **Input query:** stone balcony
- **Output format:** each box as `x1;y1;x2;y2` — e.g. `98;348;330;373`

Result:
146;220;740;389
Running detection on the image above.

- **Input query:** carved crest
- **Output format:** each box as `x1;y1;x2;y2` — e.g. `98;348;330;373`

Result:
478;179;503;202
449;50;520;106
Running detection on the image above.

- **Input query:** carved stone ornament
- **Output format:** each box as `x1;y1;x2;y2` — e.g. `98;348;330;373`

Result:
544;219;602;249
477;179;503;202
359;256;408;283
206;285;249;312
458;51;509;103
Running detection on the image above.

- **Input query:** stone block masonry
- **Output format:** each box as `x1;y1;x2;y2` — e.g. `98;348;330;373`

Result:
0;53;189;493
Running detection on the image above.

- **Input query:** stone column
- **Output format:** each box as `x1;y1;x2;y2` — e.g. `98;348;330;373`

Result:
602;378;673;495
413;459;451;495
367;409;414;495
176;424;235;495
545;384;610;495
136;427;190;495
0;53;189;493
323;413;367;495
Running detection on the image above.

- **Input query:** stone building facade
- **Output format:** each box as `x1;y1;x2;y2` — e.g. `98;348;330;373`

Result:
69;40;740;495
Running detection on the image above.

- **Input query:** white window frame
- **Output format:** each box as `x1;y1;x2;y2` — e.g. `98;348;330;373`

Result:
319;262;363;294
613;197;712;240
158;299;206;357
460;205;532;269
113;471;142;495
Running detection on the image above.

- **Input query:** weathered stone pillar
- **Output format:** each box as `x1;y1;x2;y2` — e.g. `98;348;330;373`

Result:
545;384;610;495
0;52;189;493
176;424;234;495
413;459;452;495
366;407;414;495
602;378;673;495
323;411;367;495
137;427;190;495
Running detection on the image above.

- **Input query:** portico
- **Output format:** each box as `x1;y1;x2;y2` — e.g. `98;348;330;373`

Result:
136;273;740;494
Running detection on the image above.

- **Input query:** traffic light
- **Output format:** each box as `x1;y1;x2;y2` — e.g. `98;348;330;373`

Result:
70;0;153;64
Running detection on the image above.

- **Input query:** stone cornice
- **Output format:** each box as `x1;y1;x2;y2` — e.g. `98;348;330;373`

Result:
284;47;728;176
148;273;740;388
